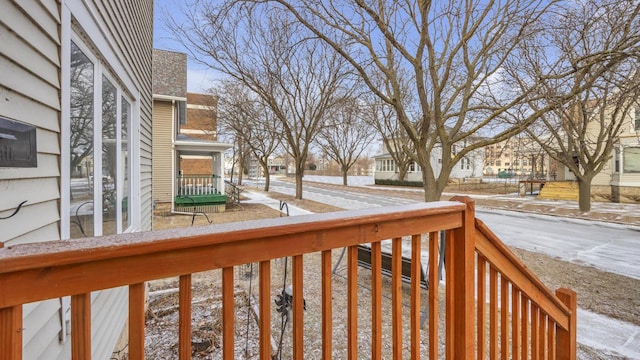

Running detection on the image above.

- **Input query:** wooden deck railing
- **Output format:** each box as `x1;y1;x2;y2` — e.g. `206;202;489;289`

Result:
0;197;576;359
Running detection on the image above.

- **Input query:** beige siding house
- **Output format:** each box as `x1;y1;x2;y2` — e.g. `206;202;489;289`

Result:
610;106;640;201
0;1;152;358
547;103;640;202
152;50;232;213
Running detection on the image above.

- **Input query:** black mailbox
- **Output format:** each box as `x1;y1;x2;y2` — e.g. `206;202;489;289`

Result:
0;116;37;168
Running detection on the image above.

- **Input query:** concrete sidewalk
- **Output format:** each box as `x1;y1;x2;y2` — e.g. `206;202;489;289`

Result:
242;190;312;216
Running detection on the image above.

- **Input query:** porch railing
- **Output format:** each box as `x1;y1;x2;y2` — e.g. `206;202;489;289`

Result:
0;197;576;359
176;174;221;196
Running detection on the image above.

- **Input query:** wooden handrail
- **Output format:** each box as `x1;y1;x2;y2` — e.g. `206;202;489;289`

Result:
474;218;571;329
0;198;577;359
474;215;577;360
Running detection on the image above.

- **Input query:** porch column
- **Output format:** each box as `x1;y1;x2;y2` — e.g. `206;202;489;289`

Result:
619;146;624;175
212;152;223;192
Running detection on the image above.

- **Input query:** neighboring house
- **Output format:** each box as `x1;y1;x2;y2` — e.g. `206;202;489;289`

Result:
613;106;640;200
268;155;287;174
483;137;548;178
152;49;232;214
373;140;485;183
590;104;640;202
538;102;640;203
0;1;152;358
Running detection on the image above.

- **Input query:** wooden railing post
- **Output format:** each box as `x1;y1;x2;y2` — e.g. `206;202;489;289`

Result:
71;293;91;360
179;275;192;360
129;283;146;360
0;305;22;360
449;196;475;359
555;288;577;360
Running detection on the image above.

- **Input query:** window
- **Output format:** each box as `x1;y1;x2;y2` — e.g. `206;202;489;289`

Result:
496;160;501;166
461;159;465;169
523;160;528;166
624;147;640;173
68;40;134;238
505;162;510;166
69;41;95;237
635;107;640;131
614;148;620;173
177;100;187;126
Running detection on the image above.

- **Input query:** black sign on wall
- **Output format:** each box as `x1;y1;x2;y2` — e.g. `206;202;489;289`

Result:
0;116;37;168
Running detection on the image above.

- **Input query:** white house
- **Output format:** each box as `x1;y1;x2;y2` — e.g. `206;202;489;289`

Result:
0;1;152;358
373;142;485;184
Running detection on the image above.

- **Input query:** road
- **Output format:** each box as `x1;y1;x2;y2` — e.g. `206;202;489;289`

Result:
263;178;640;280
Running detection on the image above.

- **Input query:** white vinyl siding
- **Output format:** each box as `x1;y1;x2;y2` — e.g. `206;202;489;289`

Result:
22;299;63;359
90;287;129;359
0;0;152;359
0;0;61;246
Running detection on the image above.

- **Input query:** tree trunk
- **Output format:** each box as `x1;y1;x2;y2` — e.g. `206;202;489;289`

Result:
342;165;348;186
262;165;271;192
397;166;408;182
421;166;440;202
237;164;244;186
578;176;593;212
294;156;305;200
295;172;303;199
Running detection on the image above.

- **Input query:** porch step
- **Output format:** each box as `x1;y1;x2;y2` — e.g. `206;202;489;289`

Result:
538;181;579;201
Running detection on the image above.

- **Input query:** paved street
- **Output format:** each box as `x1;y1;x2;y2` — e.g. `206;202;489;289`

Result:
261;177;640;280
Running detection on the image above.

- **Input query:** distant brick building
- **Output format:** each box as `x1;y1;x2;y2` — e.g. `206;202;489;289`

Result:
483;137;546;178
152;49;232;213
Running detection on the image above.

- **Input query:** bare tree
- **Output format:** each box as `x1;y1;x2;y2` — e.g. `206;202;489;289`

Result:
253;0;640;202
221;131;252;186
166;2;351;199
215;81;282;191
316;97;376;185
70;42;94;175
365;99;414;182
511;0;640;211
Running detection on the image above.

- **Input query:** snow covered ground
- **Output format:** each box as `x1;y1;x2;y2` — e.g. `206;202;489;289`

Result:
245;175;640;358
303;175;375;186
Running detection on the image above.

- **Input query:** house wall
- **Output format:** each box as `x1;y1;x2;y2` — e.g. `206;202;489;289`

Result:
184;93;218;140
0;0;62;246
0;0;153;358
374;147;484;182
181;157;214;174
152;100;175;205
153;49;187;98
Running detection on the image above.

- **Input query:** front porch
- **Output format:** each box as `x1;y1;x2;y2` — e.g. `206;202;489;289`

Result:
171;136;232;213
175;174;227;213
0;198;576;359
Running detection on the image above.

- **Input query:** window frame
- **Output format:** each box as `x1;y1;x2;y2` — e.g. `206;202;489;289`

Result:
61;6;140;240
